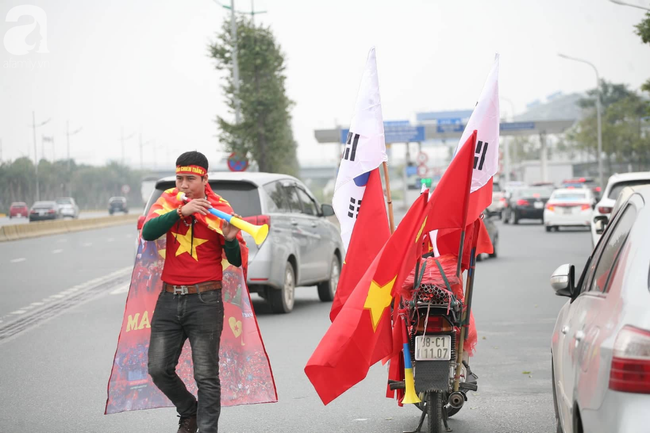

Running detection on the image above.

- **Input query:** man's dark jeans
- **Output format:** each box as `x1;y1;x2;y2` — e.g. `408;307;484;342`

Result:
148;289;224;433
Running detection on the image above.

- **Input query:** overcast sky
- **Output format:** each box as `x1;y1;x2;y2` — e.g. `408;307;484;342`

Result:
1;0;649;170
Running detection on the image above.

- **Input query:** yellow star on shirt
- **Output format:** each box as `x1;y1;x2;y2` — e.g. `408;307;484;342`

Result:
363;276;397;332
172;227;208;261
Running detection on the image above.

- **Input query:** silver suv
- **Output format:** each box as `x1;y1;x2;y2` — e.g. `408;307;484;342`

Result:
142;172;343;314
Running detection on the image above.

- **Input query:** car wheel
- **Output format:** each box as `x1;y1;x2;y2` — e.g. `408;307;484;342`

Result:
270;262;295;314
317;255;340;302
545;226;552;232
488;239;497;258
503;210;509;224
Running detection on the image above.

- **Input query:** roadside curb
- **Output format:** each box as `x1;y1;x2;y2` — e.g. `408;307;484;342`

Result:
0;214;139;242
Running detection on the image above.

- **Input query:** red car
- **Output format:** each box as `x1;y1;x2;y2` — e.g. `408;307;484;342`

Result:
9;202;29;218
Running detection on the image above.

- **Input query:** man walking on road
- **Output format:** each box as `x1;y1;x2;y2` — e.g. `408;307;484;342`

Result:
142;151;242;433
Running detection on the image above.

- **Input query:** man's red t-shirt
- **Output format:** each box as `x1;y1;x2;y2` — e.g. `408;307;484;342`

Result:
161;216;225;285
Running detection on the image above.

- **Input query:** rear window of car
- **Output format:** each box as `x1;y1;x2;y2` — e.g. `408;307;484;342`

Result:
493;183;502;192
56;198;72;204
516;188;552;198
145;180;262;217
552;191;587;200
608;180;650;199
33;202;55;209
11;202;27;207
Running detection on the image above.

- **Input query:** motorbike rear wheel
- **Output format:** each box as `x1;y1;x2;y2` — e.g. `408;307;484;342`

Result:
426;391;443;433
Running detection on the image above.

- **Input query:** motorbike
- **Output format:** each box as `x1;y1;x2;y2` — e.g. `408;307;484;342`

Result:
390;251;479;433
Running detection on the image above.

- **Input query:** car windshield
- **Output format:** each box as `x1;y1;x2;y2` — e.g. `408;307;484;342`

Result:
146;180;262;217
609;180;650;199
11;202;26;207
110;198;125;203
552;191;588;200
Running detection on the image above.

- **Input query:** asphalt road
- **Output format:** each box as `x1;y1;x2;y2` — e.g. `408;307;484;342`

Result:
0;218;593;433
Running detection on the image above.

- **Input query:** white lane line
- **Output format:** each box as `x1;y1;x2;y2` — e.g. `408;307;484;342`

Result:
30;302;44;306
10;258;26;263
125;234;133;238
82;242;93;247
110;285;130;295
10;310;27;315
52;249;63;254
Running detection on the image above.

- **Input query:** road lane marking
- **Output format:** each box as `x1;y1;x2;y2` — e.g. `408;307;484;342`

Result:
0;266;132;343
52;249;63;254
82;242;92;247
10;258;26;263
110;285;130;295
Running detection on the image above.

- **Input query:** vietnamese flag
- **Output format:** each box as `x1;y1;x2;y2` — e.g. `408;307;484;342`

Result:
330;168;390;321
422;131;477;234
305;192;428;405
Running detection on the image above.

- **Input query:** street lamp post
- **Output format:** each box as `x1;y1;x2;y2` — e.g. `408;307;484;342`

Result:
66;121;82;170
120;127;136;166
558;53;604;190
609;0;650;11
31;111;51;201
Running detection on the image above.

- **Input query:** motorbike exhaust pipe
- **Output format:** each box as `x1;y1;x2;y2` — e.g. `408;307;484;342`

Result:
448;391;465;409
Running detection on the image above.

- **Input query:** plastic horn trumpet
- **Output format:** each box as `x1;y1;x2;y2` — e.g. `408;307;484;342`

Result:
401;314;421;404
177;192;269;245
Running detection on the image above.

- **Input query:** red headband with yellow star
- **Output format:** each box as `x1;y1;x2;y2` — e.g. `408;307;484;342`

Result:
176;165;206;176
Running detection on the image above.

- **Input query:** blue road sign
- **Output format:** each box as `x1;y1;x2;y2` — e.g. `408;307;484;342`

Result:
500;122;536;131
416;110;473;122
436;118;464;133
340;125;425;144
405;165;418;176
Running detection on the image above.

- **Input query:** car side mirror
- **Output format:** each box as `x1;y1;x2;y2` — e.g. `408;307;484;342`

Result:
137;215;146;230
321;204;335;217
594;215;608;235
550;264;575;298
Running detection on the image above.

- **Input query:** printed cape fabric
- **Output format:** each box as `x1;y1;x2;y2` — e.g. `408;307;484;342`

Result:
105;185;277;414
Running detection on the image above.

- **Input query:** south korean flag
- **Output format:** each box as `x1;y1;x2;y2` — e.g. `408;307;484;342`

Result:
332;48;387;250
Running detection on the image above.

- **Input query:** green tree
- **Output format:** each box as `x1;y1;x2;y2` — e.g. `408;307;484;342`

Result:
209;18;299;177
635;12;650;92
568;81;650;173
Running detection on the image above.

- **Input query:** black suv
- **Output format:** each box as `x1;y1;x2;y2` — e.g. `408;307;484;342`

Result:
108;196;128;214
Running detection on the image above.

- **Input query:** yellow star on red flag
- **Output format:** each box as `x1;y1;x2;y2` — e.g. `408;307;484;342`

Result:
363;276;397;332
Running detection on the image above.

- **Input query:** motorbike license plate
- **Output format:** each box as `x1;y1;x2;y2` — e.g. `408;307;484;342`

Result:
414;335;452;361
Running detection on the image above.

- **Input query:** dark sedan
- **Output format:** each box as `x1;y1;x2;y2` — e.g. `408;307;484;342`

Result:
29;201;59;222
503;187;552;224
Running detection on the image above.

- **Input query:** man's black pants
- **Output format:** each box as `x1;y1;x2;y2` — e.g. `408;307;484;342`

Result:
148;289;224;433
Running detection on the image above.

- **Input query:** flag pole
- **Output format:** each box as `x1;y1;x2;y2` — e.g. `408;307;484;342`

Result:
382;161;395;234
453;218;481;392
455;132;478;277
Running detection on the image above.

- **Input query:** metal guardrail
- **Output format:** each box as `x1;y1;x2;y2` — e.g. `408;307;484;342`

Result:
0;214;139;242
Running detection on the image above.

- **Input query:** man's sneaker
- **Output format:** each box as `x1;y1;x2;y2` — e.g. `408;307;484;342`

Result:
177;415;197;433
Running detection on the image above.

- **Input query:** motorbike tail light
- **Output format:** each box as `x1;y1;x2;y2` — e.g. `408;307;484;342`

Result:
598;206;613;214
243;214;271;229
609;326;650;393
516;199;529;206
417;315;453;333
581;204;591;211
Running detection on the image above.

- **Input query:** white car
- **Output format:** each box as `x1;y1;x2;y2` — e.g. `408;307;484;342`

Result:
543;188;594;232
550;186;650;433
590;172;650;246
55;197;79;219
